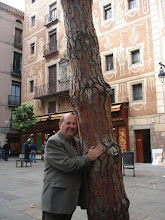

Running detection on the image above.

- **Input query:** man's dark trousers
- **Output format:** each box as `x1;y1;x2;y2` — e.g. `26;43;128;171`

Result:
42;211;73;220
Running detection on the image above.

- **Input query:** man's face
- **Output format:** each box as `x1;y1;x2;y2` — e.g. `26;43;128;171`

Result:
59;114;78;139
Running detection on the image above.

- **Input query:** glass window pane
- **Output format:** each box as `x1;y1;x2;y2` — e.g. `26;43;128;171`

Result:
132;50;140;64
104;4;112;20
106;54;113;71
133;84;142;101
129;0;136;9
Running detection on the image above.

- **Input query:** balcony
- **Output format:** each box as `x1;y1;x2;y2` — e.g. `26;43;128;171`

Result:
34;78;70;100
8;95;21;107
45;10;58;27
43;42;58;59
13;36;22;49
11;64;21;77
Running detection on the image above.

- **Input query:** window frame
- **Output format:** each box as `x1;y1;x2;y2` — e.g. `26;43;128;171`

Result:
105;53;114;71
131;49;140;65
49;30;57;50
11;81;21;97
13;51;22;73
104;4;112;21
128;0;136;10
14;28;22;46
132;83;143;101
49;2;57;22
29;80;34;93
48;101;56;114
31;15;36;28
30;43;35;55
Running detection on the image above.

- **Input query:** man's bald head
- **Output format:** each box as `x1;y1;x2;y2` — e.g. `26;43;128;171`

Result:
59;113;77;139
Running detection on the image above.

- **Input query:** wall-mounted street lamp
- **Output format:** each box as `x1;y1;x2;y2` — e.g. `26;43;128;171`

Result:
158;62;165;83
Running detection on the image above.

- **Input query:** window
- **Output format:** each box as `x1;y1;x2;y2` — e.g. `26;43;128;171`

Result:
30;43;35;55
13;52;22;74
49;3;57;22
49;65;57;94
14;28;22;45
104;4;112;20
106;54;113;71
11;81;21;105
48;101;56;114
16;19;23;24
49;30;57;50
60;62;67;81
131;49;140;64
31;15;35;27
132;83;143;101
29;80;34;93
128;0;136;10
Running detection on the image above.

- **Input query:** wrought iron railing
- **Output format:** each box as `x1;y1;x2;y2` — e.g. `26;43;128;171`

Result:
11;64;21;76
8;95;21;106
45;9;58;25
34;78;70;99
43;41;58;58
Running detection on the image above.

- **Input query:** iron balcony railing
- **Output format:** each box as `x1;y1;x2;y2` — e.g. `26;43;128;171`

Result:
8;95;21;106
45;9;58;26
43;41;58;58
34;78;70;99
11;64;22;76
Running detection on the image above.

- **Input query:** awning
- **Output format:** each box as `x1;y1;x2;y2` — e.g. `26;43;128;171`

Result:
38;104;121;122
111;104;121;112
37;112;72;122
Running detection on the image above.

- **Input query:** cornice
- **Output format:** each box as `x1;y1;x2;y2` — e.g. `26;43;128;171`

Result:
0;2;24;18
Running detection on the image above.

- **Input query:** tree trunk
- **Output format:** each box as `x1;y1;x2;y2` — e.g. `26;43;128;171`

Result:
61;0;130;219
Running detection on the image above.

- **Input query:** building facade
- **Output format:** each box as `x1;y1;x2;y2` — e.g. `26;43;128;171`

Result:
0;2;24;154
22;0;165;162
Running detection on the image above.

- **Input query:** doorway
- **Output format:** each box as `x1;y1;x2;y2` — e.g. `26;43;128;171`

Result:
135;129;151;163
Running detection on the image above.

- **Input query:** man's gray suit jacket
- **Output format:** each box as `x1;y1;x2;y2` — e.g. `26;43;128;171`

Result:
41;131;90;214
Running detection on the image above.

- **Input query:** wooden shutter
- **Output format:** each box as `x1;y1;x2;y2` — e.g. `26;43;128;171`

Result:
49;65;57;94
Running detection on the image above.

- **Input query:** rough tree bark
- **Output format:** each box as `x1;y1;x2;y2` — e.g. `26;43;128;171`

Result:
61;0;130;219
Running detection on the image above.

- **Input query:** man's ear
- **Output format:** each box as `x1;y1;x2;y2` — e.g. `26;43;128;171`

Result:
59;122;61;128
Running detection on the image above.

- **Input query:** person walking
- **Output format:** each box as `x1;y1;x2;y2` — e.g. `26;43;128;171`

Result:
41;112;104;220
24;138;31;160
30;140;37;163
3;140;10;161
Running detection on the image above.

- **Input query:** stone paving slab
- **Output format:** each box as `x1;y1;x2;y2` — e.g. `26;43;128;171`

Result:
0;157;165;220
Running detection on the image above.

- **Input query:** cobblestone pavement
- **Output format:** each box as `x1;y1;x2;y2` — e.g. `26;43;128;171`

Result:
0;157;165;220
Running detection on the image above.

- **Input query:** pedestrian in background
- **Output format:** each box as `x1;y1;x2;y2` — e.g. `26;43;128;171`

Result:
3;140;10;161
41;113;104;220
30;140;37;163
24;138;31;160
0;144;2;159
41;140;46;162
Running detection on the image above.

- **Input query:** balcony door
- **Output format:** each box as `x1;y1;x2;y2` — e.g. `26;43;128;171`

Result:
15;28;22;45
11;81;21;106
13;52;22;74
49;65;57;95
49;30;57;50
49;2;57;22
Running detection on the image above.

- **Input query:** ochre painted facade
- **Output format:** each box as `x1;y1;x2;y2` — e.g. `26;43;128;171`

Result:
22;0;165;162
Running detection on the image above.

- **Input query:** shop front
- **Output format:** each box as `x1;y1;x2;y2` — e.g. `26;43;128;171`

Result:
20;104;129;156
111;102;129;152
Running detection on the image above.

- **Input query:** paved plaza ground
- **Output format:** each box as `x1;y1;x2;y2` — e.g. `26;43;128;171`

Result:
0;157;165;220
